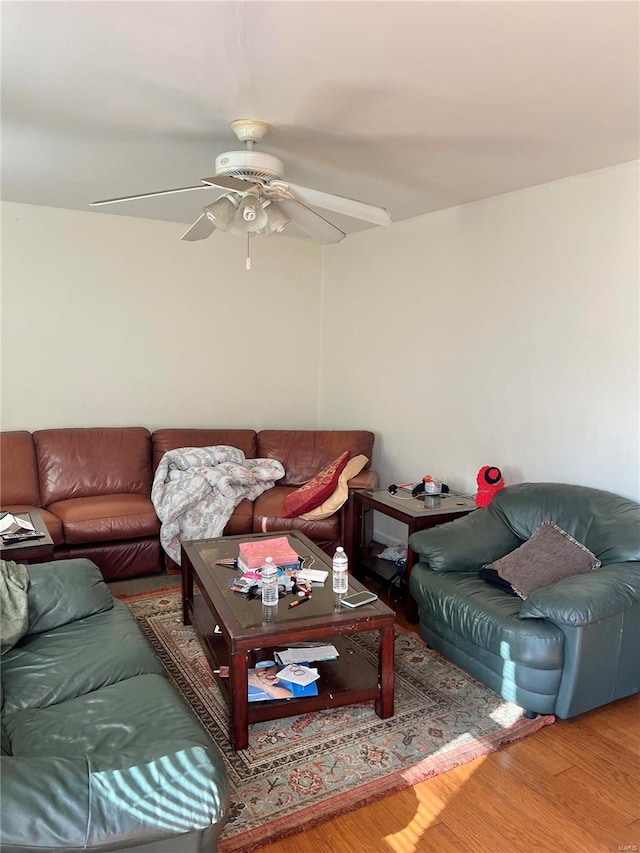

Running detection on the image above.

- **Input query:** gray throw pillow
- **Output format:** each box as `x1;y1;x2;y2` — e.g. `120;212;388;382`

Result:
486;520;601;599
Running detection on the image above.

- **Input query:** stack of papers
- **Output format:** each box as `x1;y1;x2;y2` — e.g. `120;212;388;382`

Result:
275;644;339;665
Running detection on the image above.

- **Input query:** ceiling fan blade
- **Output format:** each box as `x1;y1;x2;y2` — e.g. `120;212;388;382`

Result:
180;213;216;242
200;175;258;192
90;184;220;206
276;198;345;244
285;182;392;226
90;174;254;207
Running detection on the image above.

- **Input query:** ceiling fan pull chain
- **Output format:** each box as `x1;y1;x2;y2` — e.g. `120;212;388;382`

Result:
246;233;251;270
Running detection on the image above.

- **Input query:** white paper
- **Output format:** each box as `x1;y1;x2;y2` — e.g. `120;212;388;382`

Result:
276;645;339;665
277;665;320;686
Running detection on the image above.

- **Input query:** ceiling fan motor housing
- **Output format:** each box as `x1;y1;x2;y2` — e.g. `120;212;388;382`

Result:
215;151;284;185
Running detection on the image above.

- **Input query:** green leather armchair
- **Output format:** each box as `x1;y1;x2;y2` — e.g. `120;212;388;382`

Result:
408;483;640;718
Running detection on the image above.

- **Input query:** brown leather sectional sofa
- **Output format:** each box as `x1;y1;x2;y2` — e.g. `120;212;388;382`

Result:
1;427;377;580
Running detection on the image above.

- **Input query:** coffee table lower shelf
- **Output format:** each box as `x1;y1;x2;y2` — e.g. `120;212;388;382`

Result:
188;594;389;745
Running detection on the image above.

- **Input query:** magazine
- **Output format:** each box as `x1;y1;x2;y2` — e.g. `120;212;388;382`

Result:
248;661;319;702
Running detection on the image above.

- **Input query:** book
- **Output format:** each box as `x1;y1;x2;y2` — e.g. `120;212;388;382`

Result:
238;536;301;570
237;555;301;574
0;512;36;536
248;661;319;702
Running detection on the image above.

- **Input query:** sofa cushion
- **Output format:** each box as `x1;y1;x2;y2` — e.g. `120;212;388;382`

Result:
39;508;65;544
1;600;163;714
152;428;257;471
1;676;229;851
300;455;369;521
5;674;218;758
26;559;114;637
256;430;374;486
253;487;340;540
47;494;160;544
34;427;153;506
486;520;601;600
281;451;350;518
409;568;565;667
0;432;40;506
223;498;254;535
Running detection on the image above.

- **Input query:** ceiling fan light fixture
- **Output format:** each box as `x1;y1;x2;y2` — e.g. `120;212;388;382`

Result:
230;194;269;234
203;195;237;231
260;202;290;236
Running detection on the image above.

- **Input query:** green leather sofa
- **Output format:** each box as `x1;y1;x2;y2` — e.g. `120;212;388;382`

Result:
409;483;640;718
0;559;229;852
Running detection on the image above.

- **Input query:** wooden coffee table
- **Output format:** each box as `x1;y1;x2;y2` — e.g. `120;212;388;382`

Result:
181;530;395;751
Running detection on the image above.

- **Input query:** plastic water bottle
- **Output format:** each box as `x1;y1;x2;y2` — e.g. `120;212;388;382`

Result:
332;546;349;594
261;556;279;606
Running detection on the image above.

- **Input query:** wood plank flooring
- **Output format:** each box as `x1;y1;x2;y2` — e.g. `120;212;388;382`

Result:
111;571;640;853
256;693;640;853
253;574;640;853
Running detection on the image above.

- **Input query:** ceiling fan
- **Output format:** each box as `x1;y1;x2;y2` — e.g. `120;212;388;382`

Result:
91;119;393;249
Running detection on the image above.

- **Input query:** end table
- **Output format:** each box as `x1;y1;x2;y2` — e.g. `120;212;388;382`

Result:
0;509;55;563
350;488;477;622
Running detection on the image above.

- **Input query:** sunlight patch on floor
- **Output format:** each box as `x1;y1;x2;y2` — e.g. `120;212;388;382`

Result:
384;755;489;852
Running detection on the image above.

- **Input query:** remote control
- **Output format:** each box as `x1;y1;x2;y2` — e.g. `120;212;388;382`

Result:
1;532;45;543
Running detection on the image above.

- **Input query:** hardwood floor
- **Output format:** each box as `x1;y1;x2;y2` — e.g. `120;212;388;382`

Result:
254;692;640;852
112;570;640;853
255;576;640;853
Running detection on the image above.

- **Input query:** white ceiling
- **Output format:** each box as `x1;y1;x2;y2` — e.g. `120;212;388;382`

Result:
2;1;639;238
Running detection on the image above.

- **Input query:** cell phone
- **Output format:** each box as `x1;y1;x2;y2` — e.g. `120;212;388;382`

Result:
340;591;378;608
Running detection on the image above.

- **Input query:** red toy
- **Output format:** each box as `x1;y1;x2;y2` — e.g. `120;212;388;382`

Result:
475;466;505;507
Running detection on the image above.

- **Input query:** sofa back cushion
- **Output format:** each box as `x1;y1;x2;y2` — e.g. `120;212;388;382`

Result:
25;558;114;636
0;431;40;506
34;428;152;506
490;483;640;565
152;429;258;470
257;430;374;486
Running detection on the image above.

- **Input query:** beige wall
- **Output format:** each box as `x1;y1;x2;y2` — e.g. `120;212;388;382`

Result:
2;163;638;520
319;162;640;528
1;202;323;431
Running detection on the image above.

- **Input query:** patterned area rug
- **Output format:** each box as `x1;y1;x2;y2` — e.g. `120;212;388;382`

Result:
124;590;554;852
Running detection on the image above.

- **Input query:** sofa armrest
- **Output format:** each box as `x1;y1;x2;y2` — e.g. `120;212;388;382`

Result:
347;469;379;490
519;561;640;627
26;559;113;637
0;755;93;851
0;745;228;852
409;507;522;572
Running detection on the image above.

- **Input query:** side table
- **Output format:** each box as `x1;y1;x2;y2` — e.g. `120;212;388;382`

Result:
350;489;477;622
0;509;55;563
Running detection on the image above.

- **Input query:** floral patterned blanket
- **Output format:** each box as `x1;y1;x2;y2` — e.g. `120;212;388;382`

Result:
151;446;285;563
